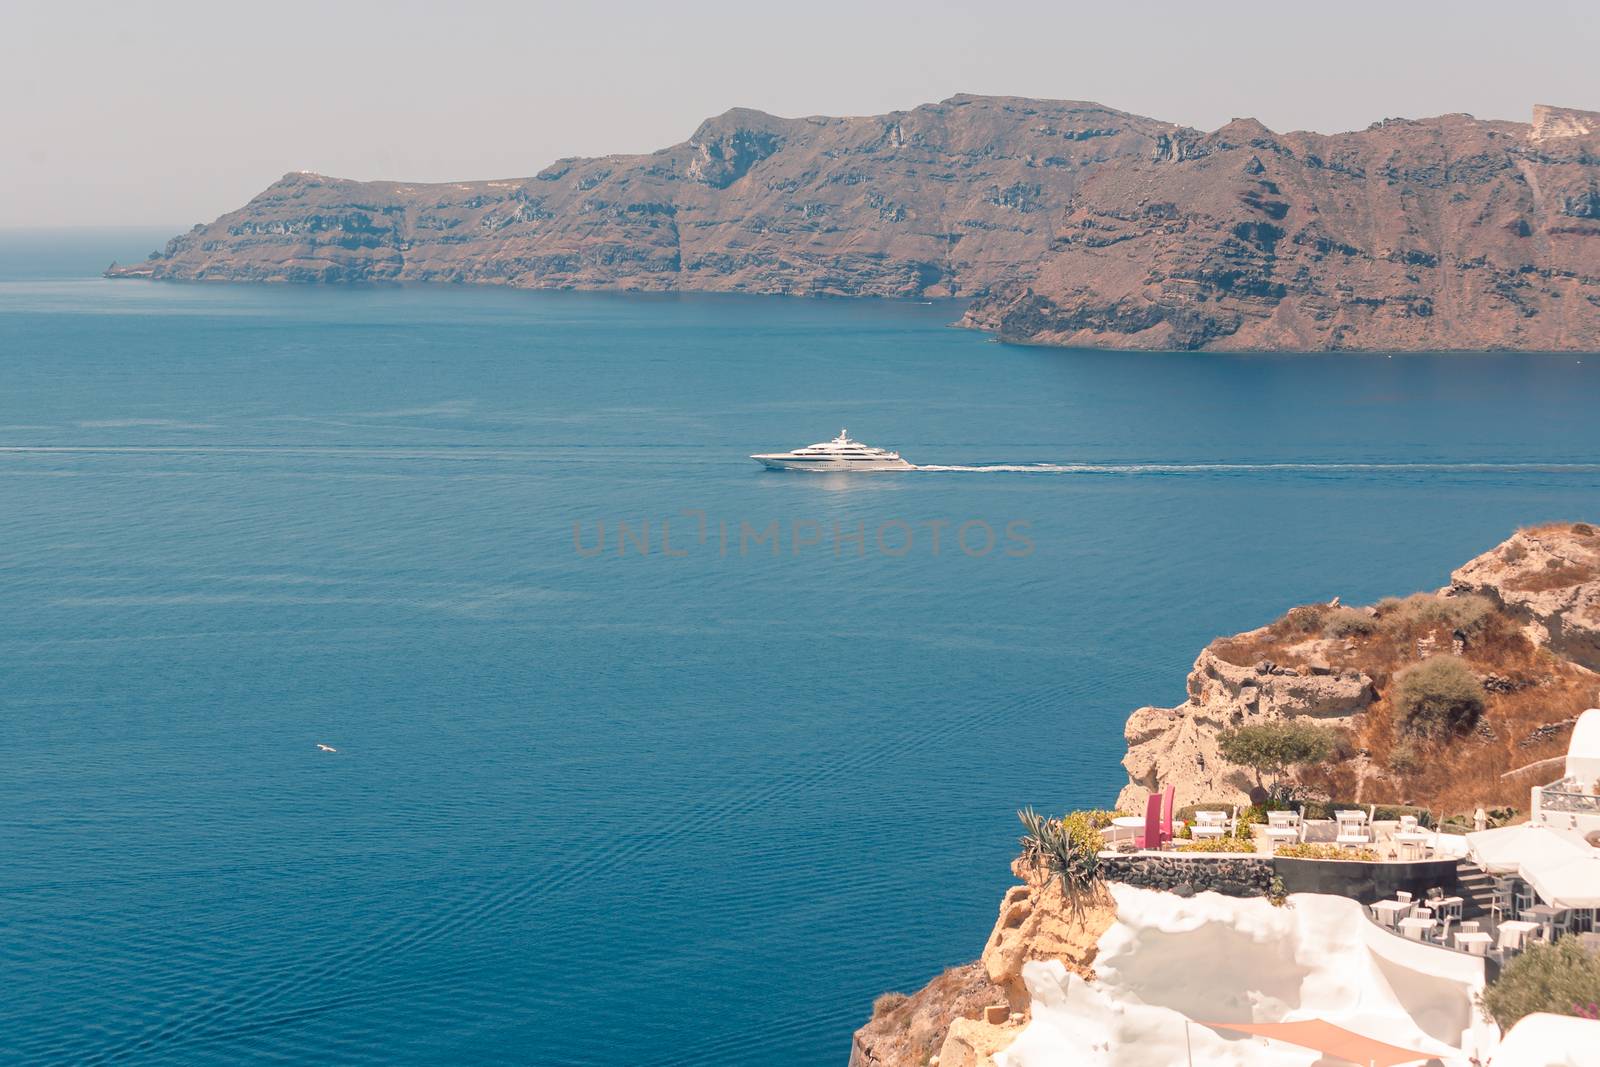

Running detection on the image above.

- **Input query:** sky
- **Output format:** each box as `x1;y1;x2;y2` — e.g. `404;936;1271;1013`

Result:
4;0;1597;228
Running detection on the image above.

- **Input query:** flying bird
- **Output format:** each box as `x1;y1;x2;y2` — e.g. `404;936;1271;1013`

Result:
316;743;338;753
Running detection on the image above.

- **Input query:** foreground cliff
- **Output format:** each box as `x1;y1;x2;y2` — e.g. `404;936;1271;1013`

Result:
858;524;1599;1065
109;97;1600;352
1119;522;1600;812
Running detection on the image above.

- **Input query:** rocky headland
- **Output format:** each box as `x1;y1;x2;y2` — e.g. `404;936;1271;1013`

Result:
108;97;1600;352
854;523;1600;1065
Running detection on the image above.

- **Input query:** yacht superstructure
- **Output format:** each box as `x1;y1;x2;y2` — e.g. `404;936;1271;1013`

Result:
751;430;914;472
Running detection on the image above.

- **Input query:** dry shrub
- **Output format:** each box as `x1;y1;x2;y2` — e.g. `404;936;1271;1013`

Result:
872;992;910;1021
1324;606;1377;638
1506;560;1597;593
1392;656;1486;738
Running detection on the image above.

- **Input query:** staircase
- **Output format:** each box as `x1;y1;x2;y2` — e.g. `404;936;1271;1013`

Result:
1455;859;1497;919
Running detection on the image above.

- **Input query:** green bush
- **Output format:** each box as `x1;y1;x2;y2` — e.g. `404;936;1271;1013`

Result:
1323;606;1377;638
1274;842;1380;861
1479;939;1600;1029
1387;738;1424;774
1176;836;1256;853
1391;655;1486;737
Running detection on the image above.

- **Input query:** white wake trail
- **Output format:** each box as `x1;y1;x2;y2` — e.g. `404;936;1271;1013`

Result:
910;462;1600;474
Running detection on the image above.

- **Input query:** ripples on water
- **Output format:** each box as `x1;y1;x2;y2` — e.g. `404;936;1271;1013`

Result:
3;231;1600;1065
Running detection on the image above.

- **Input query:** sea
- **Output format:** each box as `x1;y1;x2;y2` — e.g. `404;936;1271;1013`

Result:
3;228;1599;1066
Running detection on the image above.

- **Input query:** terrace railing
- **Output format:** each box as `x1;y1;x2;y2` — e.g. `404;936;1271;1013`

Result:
1538;786;1600;815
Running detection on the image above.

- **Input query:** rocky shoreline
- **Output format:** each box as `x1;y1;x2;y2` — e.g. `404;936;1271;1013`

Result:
107;97;1600;352
851;523;1600;1065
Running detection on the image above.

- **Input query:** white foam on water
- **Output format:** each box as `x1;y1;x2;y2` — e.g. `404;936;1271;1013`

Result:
911;462;1600;474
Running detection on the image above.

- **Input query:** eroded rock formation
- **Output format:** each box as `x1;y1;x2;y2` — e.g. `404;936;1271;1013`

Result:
109;96;1600;352
1117;523;1600;811
849;863;1112;1067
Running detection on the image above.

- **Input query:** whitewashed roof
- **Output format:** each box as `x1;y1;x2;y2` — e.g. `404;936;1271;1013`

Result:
1568;708;1600;783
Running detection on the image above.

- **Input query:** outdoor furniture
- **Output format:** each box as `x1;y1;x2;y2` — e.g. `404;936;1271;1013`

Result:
1455;931;1493;956
1393;831;1431;860
1522;904;1570;941
1134;792;1165;850
1334;809;1370;848
1107;815;1145;846
1370;899;1413;928
1189;808;1230;842
1399;814;1419;832
1498;920;1540;953
1434;896;1463;923
1395;891;1412;903
1459;921;1481;934
1398;916;1436;941
1263;809;1302;852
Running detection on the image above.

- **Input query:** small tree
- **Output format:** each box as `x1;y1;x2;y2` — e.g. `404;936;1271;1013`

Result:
1480;939;1600;1029
1218;720;1338;803
1392;655;1485;738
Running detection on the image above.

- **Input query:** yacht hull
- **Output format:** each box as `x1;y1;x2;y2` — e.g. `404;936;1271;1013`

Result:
752;456;914;472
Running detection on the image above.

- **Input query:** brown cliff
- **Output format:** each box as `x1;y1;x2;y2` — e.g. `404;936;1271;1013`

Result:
1118;523;1600;813
108;96;1600;352
849;862;1111;1067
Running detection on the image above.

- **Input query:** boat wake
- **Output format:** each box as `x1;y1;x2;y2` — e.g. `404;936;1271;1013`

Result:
910;462;1600;475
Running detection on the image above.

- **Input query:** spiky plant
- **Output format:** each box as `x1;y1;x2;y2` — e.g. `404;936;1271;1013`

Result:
1016;807;1105;915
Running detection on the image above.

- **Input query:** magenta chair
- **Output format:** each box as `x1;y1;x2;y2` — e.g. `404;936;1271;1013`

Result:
1135;791;1164;849
1160;784;1177;843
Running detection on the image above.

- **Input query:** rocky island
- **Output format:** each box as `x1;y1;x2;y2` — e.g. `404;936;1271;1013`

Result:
852;523;1600;1066
108;96;1600;352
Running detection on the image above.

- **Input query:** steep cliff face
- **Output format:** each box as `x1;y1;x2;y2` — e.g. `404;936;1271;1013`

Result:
109;96;1600;352
1117;523;1600;813
850;865;1112;1067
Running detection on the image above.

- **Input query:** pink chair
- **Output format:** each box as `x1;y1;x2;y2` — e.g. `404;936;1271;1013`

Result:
1135;791;1164;849
1160;785;1176;844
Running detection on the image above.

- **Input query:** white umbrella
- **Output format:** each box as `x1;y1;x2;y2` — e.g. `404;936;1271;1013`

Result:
1468;824;1600;909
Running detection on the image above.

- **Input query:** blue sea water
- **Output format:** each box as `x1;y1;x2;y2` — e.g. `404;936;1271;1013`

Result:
2;228;1599;1066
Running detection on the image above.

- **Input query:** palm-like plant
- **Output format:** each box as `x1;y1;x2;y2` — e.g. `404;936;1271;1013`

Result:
1017;807;1105;914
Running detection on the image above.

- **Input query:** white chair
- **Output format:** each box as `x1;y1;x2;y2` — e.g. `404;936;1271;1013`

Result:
1396;891;1413;903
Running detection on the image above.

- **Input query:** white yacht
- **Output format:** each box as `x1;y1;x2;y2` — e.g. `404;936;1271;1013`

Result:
751;429;914;472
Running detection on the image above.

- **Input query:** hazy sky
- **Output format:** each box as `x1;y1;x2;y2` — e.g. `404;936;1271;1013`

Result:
5;0;1597;228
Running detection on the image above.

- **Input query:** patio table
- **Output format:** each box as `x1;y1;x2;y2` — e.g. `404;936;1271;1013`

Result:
1498;919;1540;951
1189;824;1227;841
1522;904;1568;939
1107;816;1146;844
1398;916;1437;940
1454;931;1492;954
1392;831;1431;860
1370;899;1413;927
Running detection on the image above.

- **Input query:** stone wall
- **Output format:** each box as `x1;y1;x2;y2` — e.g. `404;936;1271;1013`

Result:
1100;853;1273;897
